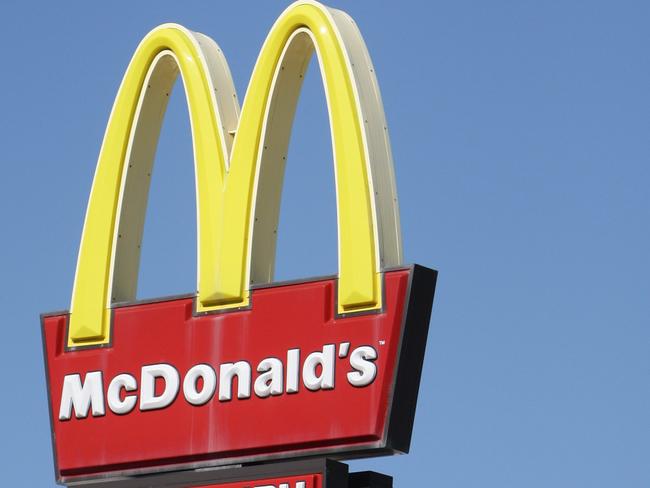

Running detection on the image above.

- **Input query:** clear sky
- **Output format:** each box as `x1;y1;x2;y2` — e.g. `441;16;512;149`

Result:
0;0;648;486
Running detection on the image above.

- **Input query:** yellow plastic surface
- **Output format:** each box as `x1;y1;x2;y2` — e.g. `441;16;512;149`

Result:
69;1;382;347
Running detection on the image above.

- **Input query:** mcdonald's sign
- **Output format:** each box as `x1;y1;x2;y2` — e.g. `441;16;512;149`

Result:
42;1;437;485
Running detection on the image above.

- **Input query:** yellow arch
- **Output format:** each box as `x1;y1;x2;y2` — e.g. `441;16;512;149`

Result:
68;1;401;347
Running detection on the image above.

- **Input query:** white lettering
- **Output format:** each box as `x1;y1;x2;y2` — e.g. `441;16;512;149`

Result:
286;348;300;393
219;361;251;401
347;346;377;387
58;342;379;420
302;344;335;391
107;373;137;414
254;358;283;397
183;364;217;406
59;372;105;420
140;364;179;411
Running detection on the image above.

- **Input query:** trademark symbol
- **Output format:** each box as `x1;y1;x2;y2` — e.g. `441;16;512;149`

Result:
379;340;386;346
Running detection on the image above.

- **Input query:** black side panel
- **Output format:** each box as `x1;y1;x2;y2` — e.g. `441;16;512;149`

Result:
386;264;438;452
324;458;349;488
349;471;393;488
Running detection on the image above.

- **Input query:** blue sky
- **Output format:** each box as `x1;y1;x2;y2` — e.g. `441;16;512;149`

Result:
0;1;648;486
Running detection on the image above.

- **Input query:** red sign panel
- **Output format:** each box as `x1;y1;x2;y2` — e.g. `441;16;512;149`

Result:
42;266;436;483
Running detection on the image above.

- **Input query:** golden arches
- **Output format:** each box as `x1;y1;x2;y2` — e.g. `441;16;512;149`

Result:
68;1;401;347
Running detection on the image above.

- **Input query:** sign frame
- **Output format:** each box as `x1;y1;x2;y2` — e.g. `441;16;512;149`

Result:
42;265;436;484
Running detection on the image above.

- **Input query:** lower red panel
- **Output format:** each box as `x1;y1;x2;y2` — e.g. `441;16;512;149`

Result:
198;474;320;488
42;266;436;483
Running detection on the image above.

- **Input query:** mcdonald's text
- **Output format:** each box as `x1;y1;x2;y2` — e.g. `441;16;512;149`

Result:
58;343;378;420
